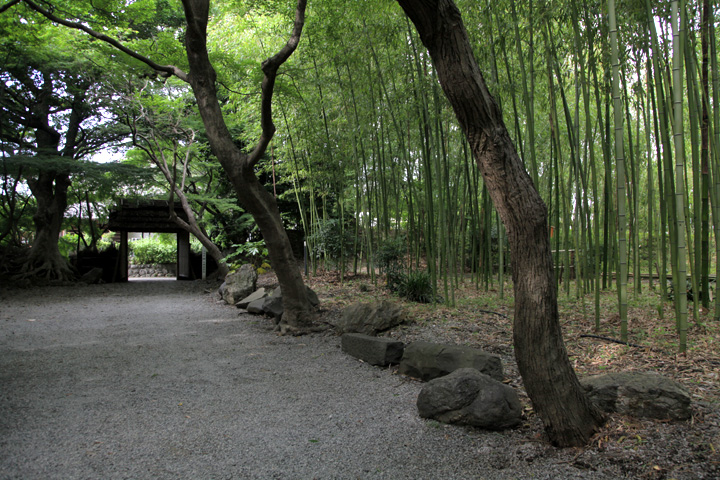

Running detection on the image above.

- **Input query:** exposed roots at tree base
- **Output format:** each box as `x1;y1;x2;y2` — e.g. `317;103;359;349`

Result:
14;257;77;284
277;310;327;336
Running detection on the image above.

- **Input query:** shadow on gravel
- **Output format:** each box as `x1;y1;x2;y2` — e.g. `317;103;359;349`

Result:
0;280;634;479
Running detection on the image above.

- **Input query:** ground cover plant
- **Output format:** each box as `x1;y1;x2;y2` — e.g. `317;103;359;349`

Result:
3;0;719;451
290;270;720;478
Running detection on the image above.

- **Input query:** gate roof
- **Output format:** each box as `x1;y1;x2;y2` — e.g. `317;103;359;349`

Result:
108;199;189;233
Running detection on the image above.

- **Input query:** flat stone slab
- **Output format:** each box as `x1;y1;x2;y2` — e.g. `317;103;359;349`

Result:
399;341;503;382
237;288;269;309
332;301;406;335
341;333;404;366
243;286;318;320
246;297;267;314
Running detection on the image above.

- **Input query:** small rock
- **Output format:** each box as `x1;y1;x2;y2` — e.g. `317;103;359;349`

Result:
80;267;104;284
305;286;320;307
262;292;284;319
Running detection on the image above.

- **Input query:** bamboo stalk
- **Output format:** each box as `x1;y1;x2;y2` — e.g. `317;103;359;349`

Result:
609;0;628;341
671;0;688;352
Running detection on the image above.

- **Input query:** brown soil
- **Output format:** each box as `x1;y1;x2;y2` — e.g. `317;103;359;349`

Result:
299;269;720;479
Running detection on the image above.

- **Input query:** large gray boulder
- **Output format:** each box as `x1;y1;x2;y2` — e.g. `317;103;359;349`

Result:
332;301;406;335
219;264;257;305
581;372;692;421
417;368;522;430
341;333;405;366
399;341;503;382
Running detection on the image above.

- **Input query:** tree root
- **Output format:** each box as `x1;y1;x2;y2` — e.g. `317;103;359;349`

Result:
579;334;647;349
276;310;327;336
277;322;330;336
15;257;77;284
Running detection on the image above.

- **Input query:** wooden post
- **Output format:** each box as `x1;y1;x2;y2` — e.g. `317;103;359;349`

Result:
119;231;129;282
177;230;191;280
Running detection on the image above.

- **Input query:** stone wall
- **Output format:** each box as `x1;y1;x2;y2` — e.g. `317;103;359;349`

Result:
129;263;176;278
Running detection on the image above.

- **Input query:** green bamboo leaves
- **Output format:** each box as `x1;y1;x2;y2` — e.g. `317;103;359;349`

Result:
223;0;718;349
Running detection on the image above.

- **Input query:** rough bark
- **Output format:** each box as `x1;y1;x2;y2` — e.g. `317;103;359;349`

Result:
396;0;604;447
17;74;88;281
181;0;313;332
24;170;74;280
20;0;315;331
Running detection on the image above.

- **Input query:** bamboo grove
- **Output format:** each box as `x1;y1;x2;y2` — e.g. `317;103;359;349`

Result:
2;0;719;350
200;1;719;351
216;0;720;353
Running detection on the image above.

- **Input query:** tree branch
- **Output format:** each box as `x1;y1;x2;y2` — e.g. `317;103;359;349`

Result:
179;130;195;192
0;0;21;14
247;0;307;166
21;0;189;82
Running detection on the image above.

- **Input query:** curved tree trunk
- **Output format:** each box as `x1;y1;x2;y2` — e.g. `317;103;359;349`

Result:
21;0;316;332
181;0;314;333
396;0;604;447
168;192;230;280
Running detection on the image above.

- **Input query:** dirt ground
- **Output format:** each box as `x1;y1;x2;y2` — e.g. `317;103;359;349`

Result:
0;275;718;479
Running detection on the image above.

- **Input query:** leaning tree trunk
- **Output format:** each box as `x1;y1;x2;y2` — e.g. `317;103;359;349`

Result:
21;0;316;332
396;0;604;447
142;130;231;280
181;0;314;333
168;191;230;280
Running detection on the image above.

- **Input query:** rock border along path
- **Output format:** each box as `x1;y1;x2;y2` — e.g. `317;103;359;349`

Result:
1;279;631;479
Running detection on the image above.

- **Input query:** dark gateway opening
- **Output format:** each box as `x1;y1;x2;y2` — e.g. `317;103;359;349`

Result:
105;199;217;281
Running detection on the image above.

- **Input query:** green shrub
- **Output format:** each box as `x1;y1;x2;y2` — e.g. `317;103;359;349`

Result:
58;233;116;259
129;237;176;264
58;233;79;259
376;235;405;273
396;269;436;304
97;238;112;251
376;235;407;291
307;219;354;261
222;239;269;269
190;237;203;254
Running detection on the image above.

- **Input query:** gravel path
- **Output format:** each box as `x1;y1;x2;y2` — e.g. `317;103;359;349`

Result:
0;280;635;479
